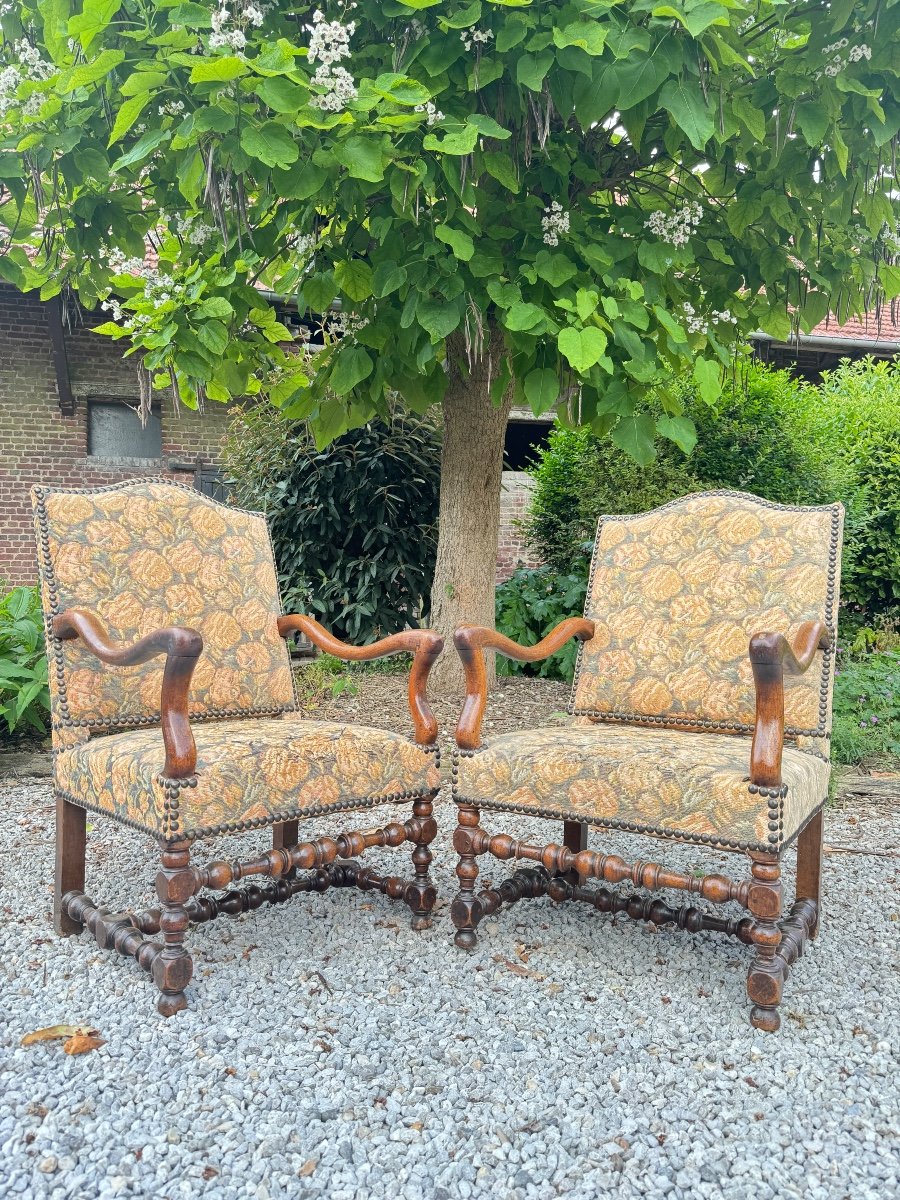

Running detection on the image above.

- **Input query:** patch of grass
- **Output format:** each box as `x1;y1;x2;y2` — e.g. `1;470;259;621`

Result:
294;654;358;708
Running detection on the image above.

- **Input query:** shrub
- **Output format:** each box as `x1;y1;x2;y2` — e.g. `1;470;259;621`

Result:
495;562;588;681
0;585;50;739
831;650;900;767
222;405;441;642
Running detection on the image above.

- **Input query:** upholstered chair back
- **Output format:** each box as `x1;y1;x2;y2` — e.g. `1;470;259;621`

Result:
571;492;843;747
33;479;297;744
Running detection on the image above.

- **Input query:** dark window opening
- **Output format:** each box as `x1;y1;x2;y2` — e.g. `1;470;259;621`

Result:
504;419;553;471
88;400;162;459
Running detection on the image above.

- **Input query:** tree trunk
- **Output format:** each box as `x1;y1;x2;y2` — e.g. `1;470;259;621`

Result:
429;328;512;697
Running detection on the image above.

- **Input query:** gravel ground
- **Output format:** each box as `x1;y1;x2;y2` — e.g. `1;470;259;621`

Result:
1;681;898;1200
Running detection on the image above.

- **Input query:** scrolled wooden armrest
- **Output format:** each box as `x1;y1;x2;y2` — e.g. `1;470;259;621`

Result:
52;608;203;780
749;620;831;788
277;615;443;745
454;618;595;750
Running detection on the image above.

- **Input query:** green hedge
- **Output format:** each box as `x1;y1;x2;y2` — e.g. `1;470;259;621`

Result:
222;406;441;642
521;358;897;622
0;585;50;738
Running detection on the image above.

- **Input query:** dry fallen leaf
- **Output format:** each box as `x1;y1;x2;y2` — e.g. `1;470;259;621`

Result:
21;1024;100;1047
202;1167;219;1181
63;1034;105;1056
493;955;546;982
299;1160;317;1178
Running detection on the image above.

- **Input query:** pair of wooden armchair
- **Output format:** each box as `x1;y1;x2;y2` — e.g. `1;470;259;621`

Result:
33;481;841;1031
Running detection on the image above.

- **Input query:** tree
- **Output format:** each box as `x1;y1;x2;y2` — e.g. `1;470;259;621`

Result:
1;1;898;692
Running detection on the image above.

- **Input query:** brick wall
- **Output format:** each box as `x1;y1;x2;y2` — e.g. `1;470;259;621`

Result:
0;285;232;586
497;470;541;583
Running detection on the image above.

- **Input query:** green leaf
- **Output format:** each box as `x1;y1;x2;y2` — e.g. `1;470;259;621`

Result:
796;102;829;147
302;271;338;313
273;161;327;200
108;95;151;147
553;22;607;56
486;280;521;309
482;151;519;193
423;124;479;155
435;224;475;261
692;357;722;405
516;52;554;93
731;96;766;142
189;56;248;84
573;60;620;127
658;78;714;150
120;71;168;98
757;306;792;341
681;2;729;37
373;261;407;297
417;297;461;340
68;0;119;52
832;127;849;177
255;77;308;113
534;252;577;288
59;49;125;93
879;265;900;302
657;414;697;455
504;302;545;332
523;368;560;415
335;136;387;182
194;296;234;320
335;259;374;302
240;123;299;168
558;326;608;374
193;106;234;134
615;53;669;111
110;129;170;172
330;345;373;396
466;113;512;141
252;39;300;77
611;414;656;465
195;320;229;357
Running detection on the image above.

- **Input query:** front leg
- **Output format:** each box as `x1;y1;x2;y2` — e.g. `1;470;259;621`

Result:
406;790;439;931
451;802;485;949
746;855;784;1032
153;839;197;1016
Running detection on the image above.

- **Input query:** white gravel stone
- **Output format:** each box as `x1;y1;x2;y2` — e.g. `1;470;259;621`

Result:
0;777;898;1199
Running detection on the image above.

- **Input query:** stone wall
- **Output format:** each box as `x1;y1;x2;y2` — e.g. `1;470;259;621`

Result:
497;470;541;583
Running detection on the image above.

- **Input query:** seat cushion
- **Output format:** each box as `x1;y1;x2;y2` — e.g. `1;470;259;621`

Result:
453;725;828;853
56;716;440;841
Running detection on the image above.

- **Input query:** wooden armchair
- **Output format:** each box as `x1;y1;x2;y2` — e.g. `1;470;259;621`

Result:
32;478;442;1015
450;491;843;1031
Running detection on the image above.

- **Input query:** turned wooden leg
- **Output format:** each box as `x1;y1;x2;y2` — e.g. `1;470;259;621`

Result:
152;840;196;1017
796;808;824;938
55;795;86;936
747;855;784;1032
273;820;299;852
561;820;588;884
407;791;439;931
451;802;483;950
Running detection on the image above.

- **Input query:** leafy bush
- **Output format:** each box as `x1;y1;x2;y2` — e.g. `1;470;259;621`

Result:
831;650;900;768
523;359;898;622
495;562;589;681
0;585;50;739
222;405;441;642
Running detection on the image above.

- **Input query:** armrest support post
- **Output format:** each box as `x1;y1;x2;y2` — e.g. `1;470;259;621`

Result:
277;615;443;745
52;609;203;779
749;620;831;788
454;618;594;751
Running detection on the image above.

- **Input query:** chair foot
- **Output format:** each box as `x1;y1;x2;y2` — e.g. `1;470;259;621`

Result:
750;1004;781;1033
157;991;189;1018
406;879;437;931
454;927;478;951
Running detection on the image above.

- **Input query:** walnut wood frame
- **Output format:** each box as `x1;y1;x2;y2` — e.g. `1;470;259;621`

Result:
52;604;442;1016
451;618;830;1033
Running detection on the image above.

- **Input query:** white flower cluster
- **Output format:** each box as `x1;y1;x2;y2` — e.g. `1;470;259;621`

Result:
0;41;55;120
209;4;265;52
174;214;217;245
414;100;444;126
158;99;185;118
294;231;318;258
681;302;737;336
461;28;493;52
308;10;358;111
324;309;366;339
99;248;190;335
644;202;703;247
542;201;570;247
819;38;871;78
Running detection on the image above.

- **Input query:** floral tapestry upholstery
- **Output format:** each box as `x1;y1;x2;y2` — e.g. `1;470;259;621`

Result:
453;725;829;852
32;479;297;739
571;492;843;740
55;716;441;841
